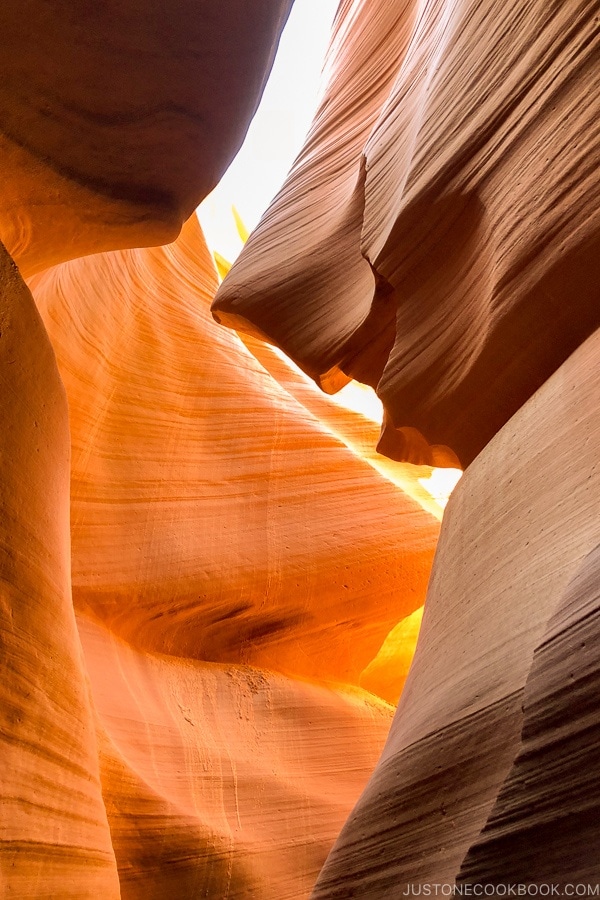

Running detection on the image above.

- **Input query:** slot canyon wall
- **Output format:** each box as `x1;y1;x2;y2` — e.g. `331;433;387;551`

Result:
218;0;600;894
1;1;599;899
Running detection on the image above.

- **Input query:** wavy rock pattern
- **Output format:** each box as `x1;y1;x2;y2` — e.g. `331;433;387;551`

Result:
213;0;419;392
214;0;600;467
312;327;600;896
4;0;600;894
16;216;442;894
0;0;293;275
458;541;600;887
30;215;439;687
80;614;393;899
0;244;119;897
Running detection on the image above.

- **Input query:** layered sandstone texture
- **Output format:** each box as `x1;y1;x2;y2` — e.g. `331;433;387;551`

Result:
4;0;600;896
0;3;446;892
30;215;439;687
81;615;394;899
1;214;441;896
458;541;600;887
214;0;600;468
0;246;120;897
312;328;600;896
0;0;294;275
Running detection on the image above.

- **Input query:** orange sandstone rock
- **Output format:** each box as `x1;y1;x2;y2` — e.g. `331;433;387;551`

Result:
0;0;293;275
0;210;422;895
214;0;600;467
20;212;432;894
0;244;119;897
359;605;424;706
312;327;600;896
29;214;439;688
80;614;394;899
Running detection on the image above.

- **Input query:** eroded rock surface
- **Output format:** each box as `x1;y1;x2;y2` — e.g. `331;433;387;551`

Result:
458;541;600;887
3;0;600;894
0;244;120;897
214;0;600;467
81;614;393;899
0;0;293;275
312;327;600;896
30;215;438;686
13;216;442;894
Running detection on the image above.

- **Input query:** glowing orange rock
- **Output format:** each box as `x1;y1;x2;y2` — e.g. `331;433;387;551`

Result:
359;606;424;706
0;0;294;275
1;209;426;894
0;244;120;897
30;215;439;688
80;614;394;898
18;212;439;894
312;327;600;896
214;0;600;467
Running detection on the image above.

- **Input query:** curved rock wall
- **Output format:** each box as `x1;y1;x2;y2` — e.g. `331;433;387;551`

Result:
30;215;439;685
0;246;120;897
458;542;600;887
6;215;439;895
312;327;600;896
214;0;600;468
81;614;393;899
3;0;600;895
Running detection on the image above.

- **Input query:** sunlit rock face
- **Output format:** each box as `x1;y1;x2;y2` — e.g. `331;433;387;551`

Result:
0;0;294;275
11;216;440;894
30;215;439;686
0;1;445;888
214;0;600;468
80;615;393;899
214;0;419;394
4;0;600;894
312;328;600;896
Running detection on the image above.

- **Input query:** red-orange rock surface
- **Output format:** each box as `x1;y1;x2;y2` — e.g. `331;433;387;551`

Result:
4;0;600;894
214;0;419;393
30;215;439;687
0;0;293;275
312;327;600;896
8;215;441;895
80;614;394;899
214;0;600;467
0;244;120;897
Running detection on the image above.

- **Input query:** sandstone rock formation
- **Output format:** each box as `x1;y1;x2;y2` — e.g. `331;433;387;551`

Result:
214;0;600;468
458;541;600;887
0;245;120;898
214;0;420;396
0;0;294;275
1;2;433;890
215;0;600;889
30;215;439;686
312;328;600;896
0;214;441;895
3;0;600;895
81;614;394;899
